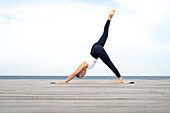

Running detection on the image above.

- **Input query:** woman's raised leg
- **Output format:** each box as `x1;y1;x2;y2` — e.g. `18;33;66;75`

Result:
96;10;116;47
97;20;110;47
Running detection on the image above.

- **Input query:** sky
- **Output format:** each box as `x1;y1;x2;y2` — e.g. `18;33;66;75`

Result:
0;0;170;76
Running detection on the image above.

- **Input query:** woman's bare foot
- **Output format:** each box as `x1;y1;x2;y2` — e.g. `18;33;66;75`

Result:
58;81;67;83
113;77;123;83
109;10;116;20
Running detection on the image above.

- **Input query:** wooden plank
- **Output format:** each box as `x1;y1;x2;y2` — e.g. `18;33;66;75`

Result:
0;79;170;113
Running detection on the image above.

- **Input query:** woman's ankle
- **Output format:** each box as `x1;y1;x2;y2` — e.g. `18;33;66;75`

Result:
118;77;123;81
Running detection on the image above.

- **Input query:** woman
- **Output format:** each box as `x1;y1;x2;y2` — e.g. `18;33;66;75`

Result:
58;10;123;83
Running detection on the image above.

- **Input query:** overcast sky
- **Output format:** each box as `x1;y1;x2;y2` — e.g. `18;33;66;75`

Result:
0;0;170;76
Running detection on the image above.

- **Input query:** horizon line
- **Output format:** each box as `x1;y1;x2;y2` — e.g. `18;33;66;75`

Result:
0;74;169;76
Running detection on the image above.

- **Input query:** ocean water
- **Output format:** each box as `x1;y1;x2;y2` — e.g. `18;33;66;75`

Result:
0;76;170;79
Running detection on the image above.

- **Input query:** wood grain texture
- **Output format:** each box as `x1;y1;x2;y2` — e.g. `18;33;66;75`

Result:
0;79;170;113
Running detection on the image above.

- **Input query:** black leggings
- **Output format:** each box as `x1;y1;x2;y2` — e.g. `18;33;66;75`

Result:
90;20;121;78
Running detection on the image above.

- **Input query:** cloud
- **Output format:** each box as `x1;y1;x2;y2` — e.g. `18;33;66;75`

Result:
0;0;170;75
108;0;170;52
0;0;112;74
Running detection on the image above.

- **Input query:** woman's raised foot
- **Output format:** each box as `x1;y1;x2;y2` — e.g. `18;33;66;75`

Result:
109;10;116;20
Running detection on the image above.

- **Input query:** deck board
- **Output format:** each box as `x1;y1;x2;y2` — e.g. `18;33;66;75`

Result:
0;79;170;113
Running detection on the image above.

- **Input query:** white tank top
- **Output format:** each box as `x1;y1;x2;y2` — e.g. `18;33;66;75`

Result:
85;55;98;69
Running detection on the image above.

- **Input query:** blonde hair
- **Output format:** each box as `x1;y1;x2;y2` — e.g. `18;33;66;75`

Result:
76;72;83;79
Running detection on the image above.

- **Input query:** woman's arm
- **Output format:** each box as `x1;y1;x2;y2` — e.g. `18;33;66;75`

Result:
58;62;88;83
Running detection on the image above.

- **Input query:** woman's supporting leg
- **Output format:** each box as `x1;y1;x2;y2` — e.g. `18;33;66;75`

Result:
97;20;110;47
98;47;121;78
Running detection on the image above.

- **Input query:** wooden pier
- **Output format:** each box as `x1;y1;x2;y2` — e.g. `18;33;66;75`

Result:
0;79;170;113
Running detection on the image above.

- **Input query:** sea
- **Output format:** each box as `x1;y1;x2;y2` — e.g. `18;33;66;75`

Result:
0;75;170;79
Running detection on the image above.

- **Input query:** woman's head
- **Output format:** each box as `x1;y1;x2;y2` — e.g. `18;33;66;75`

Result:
76;69;86;79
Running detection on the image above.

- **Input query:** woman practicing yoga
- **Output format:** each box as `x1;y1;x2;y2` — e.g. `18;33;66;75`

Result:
58;10;123;83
